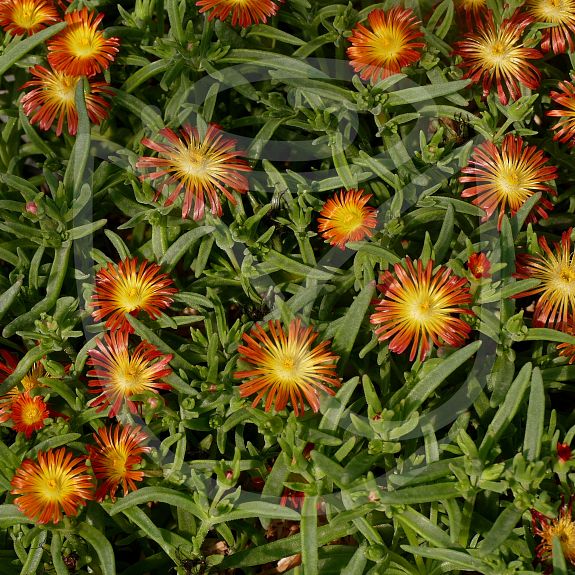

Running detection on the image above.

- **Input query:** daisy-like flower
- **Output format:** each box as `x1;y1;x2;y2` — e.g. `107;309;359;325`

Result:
87;331;172;417
11;393;49;439
21;65;112;137
196;0;281;27
548;76;575;147
453;11;542;105
317;189;378;250
234;320;341;417
347;7;425;84
558;442;572;462
526;0;575;54
87;424;150;502
91;258;177;334
514;229;575;328
11;448;94;524
136;124;252;221
0;362;45;423
47;8;120;77
0;0;60;35
467;252;491;278
532;500;575;568
370;258;474;362
460;135;557;230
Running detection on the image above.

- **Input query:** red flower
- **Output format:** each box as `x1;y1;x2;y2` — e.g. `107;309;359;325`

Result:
532;500;575;568
526;0;575;54
196;0;281;27
11;393;49;438
0;0;60;35
558;442;572;463
467;253;491;278
548;76;575;148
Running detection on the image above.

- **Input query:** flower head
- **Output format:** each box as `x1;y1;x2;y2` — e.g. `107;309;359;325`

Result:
47;8;120;77
196;0;280;27
460;135;557;230
467;252;491;278
454;0;488;28
235;320;340;417
318;189;378;250
548;77;575;147
347;7;425;84
91;258;177;334
11;393;49;438
370;258;474;361
87;331;172;417
88;424;150;502
0;362;45;423
453;11;542;105
0;0;60;35
514;229;575;328
558;442;572;463
532;500;575;567
137;124;252;220
21;65;112;137
11;448;94;524
526;0;575;53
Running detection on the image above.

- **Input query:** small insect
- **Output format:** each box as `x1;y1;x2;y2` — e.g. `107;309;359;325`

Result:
63;551;79;572
439;113;471;146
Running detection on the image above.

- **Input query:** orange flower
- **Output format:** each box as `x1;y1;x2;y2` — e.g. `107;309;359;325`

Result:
11;393;49;438
460;135;557;230
20;65;111;137
532;500;575;568
88;424;150;502
47;8;120;77
453;10;542;105
87;331;172;417
0;362;45;423
235;320;340;417
467;253;491;278
196;0;281;27
370;258;474;361
137;124;251;220
526;0;575;54
514;229;575;328
548;76;575;147
317;189;378;250
347;7;425;84
0;0;59;35
11;448;94;524
91;258;177;334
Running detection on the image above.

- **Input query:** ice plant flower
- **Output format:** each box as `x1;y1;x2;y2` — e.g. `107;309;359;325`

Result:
10;448;94;524
317;189;378;250
0;362;45;423
137;124;252;221
460;135;557;230
558;442;572;462
454;0;487;28
0;0;59;35
196;0;281;27
514;229;575;328
467;252;491;278
234;320;341;417
91;258;177;334
87;331;172;417
532;501;575;567
370;258;474;361
21;65;112;137
526;0;575;54
453;11;542;105
87;424;150;502
347;7;425;84
548;77;575;147
11;393;49;439
47;8;120;77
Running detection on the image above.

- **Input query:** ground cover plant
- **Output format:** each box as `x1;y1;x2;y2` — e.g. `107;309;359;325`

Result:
4;0;575;573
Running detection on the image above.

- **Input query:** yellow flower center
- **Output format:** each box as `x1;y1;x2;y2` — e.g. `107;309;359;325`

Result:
12;1;46;30
553;265;575;294
542;514;575;562
180;149;210;178
21;401;43;425
409;296;437;322
374;29;406;62
116;366;144;392
273;354;300;383
531;0;573;22
68;26;101;58
333;205;367;235
117;282;149;313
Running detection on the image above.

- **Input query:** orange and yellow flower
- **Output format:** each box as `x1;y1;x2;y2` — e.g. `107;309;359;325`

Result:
91;258;177;334
87;331;172;417
318;189;378;250
467;252;491;278
548;76;575;147
532;500;575;568
87;424;150;502
235;320;340;416
47;8;120;77
347;7;425;84
196;0;281;27
453;10;542;105
11;393;49;438
526;0;575;54
137;124;252;221
514;229;575;328
370;258;474;361
21;65;112;137
0;0;60;35
460;134;557;230
0;362;46;423
11;448;94;524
